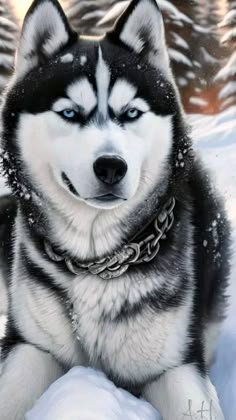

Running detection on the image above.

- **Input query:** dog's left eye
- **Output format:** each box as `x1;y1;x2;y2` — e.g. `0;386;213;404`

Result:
57;108;86;124
124;108;142;121
61;109;76;119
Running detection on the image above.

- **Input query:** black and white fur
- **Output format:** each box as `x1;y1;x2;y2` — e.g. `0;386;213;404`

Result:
0;0;231;418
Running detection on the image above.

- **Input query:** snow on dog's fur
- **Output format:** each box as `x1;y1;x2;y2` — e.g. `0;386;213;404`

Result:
0;0;231;419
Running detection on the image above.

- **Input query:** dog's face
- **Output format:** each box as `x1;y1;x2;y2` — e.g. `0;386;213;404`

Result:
2;0;181;213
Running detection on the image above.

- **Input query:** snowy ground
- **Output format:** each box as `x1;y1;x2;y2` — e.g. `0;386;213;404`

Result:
26;367;158;420
0;108;236;419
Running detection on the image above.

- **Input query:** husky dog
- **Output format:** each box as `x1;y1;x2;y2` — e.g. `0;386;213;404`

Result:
0;0;231;418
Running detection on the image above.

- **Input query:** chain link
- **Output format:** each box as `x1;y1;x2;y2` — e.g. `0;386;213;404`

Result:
44;197;175;280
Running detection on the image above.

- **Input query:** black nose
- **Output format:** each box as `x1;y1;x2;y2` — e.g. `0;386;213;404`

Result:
93;155;128;185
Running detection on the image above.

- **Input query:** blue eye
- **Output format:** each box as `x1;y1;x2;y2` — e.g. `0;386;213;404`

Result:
62;109;76;119
125;108;141;120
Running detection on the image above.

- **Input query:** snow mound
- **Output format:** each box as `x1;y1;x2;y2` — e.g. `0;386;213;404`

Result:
189;107;236;148
26;367;160;420
210;311;236;419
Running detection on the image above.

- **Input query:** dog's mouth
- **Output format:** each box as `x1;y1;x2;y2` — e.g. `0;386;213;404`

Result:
87;194;126;209
61;172;126;204
92;194;125;202
61;172;79;197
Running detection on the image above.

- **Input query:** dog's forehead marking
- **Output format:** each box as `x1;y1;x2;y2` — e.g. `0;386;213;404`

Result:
109;80;137;113
52;98;75;112
67;78;97;114
129;98;150;113
95;46;110;118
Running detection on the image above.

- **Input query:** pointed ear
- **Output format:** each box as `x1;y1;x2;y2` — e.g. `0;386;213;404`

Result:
110;0;171;78
16;0;77;78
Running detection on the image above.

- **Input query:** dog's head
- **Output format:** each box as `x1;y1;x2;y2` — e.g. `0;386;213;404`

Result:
1;0;190;217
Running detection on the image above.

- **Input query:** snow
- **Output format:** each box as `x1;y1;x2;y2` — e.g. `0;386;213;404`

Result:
97;2;129;27
219;81;236;100
81;10;105;22
157;0;193;25
0;53;14;69
200;47;218;65
168;48;192;67
26;368;159;420
219;9;236;27
190;107;236;147
0;107;236;419
210;313;236;419
60;53;74;64
80;55;87;66
172;33;189;50
222;27;236;45
215;52;236;81
0;16;17;31
0;28;15;42
189;96;208;107
177;77;188;87
0;39;15;50
96;0;193;29
186;71;196;80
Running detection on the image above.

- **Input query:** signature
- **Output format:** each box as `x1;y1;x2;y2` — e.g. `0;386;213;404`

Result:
182;399;216;419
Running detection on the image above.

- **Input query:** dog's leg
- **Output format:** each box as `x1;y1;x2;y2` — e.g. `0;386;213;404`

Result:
142;363;224;420
0;343;63;420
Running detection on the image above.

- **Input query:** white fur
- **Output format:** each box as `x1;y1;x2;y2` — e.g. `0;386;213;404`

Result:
130;97;150;113
71;283;193;382
52;98;75;113
143;364;224;419
96;47;110;118
16;2;70;78
10;217;83;367
67;79;97;115
109;80;137;113
0;345;63;420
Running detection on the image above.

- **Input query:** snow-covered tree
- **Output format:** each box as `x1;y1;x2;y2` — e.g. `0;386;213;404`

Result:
191;0;227;114
215;2;236;110
0;0;18;97
62;0;124;36
162;0;207;113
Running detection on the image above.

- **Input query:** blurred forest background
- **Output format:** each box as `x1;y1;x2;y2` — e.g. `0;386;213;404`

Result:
1;0;236;114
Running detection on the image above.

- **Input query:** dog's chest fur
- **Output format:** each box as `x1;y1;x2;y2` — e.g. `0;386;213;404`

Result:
71;271;192;384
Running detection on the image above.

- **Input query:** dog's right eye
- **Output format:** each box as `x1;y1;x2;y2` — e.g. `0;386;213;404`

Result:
56;108;86;125
121;108;143;123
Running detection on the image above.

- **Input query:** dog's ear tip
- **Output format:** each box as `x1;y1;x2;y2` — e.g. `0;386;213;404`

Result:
109;0;171;78
16;0;75;79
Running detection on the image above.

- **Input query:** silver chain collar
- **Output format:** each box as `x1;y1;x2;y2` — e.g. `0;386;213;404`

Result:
44;197;175;280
